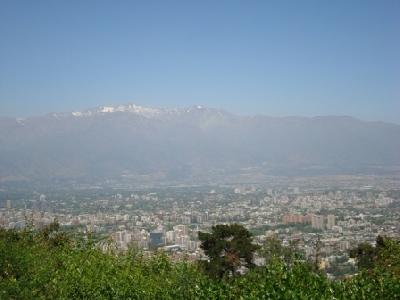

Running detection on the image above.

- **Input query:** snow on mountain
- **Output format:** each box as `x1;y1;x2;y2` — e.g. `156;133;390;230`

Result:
70;103;223;119
70;103;166;118
95;104;163;115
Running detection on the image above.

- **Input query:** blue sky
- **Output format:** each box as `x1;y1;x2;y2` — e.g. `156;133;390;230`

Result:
0;0;399;123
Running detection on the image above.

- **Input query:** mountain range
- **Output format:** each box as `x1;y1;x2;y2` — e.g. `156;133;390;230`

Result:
1;104;399;186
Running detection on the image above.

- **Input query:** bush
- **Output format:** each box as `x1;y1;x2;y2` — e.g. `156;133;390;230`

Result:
0;224;399;299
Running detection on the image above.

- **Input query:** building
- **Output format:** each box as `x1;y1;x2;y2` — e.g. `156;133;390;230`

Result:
282;214;311;225
326;215;336;230
311;215;325;230
149;231;164;248
174;224;188;236
165;230;175;244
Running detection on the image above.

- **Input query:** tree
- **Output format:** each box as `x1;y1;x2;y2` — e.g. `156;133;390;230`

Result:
198;224;259;278
349;235;400;277
349;241;377;270
260;236;304;267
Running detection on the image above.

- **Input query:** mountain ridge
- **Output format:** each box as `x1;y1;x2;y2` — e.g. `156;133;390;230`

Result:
1;104;399;185
4;103;398;126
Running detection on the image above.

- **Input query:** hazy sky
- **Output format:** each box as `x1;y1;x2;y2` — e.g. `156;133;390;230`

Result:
0;0;399;123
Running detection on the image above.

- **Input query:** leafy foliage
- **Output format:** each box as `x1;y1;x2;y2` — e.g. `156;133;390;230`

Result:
0;223;399;299
350;235;400;277
198;224;259;278
260;236;305;267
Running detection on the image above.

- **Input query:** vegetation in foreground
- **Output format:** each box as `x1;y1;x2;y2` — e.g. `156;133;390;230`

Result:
1;223;400;299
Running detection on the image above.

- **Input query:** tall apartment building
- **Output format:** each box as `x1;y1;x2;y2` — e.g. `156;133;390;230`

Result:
326;214;336;230
311;214;325;230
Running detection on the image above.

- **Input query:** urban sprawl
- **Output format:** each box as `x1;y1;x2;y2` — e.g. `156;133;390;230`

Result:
1;175;399;278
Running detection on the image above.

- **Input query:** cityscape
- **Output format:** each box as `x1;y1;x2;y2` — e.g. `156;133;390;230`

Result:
1;1;399;298
2;174;399;278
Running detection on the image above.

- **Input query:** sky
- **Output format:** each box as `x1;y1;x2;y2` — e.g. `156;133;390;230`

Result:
0;0;399;123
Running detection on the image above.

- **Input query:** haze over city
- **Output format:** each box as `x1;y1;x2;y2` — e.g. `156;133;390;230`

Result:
1;1;400;298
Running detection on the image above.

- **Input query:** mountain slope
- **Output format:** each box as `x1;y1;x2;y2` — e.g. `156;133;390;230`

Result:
1;104;399;184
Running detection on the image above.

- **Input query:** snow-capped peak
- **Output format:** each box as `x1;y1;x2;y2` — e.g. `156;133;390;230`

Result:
98;104;163;117
71;103;164;118
72;111;83;117
69;103;228;119
99;106;115;113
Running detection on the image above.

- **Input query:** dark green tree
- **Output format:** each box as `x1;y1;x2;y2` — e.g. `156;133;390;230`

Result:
198;224;259;279
349;241;377;270
349;235;400;277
